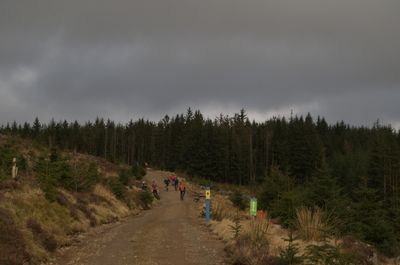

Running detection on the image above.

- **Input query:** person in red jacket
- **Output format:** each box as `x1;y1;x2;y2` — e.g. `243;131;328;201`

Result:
169;175;176;187
179;182;187;200
151;180;160;200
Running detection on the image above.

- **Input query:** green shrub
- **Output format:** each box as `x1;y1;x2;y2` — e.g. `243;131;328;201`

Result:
305;243;355;265
138;190;153;209
258;167;295;210
49;147;59;162
109;178;125;200
344;185;400;256
230;190;247;211
229;212;242;239
278;232;304;265
42;181;58;202
118;168;132;186
269;187;308;228
132;163;146;180
72;162;100;192
53;160;73;189
34;158;58;201
34;154;100;197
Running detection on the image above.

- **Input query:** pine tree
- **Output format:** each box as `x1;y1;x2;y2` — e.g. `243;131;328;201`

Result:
32;117;41;139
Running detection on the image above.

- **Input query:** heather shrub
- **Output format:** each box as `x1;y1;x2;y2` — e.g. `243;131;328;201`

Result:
0;208;30;265
26;218;58;252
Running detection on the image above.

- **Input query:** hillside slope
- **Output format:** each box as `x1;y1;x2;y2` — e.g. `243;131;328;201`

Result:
0;135;147;265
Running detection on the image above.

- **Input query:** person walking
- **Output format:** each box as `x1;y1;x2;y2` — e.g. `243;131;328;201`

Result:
151;180;160;200
141;181;148;191
164;177;170;191
174;177;179;191
179;182;187;200
170;175;176;188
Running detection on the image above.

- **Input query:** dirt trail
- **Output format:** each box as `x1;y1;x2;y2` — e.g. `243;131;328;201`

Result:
50;169;226;265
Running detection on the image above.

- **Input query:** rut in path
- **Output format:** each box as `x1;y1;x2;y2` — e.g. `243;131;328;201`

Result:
51;170;226;265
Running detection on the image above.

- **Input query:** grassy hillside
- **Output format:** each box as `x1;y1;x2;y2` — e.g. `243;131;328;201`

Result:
0;135;149;265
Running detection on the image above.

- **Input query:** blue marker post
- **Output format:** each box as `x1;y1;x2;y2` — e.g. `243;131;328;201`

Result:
205;188;211;224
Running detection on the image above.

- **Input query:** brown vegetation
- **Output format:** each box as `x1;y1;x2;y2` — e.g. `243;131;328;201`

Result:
201;189;395;265
0;208;30;265
0;136;145;264
26;219;57;252
294;207;332;242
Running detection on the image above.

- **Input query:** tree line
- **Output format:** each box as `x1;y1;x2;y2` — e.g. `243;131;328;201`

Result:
1;109;400;255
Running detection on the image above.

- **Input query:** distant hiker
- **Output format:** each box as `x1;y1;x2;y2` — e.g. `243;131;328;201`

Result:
174;177;179;191
151;180;160;200
179;182;187;200
164;177;171;191
141;181;148;191
170;175;176;185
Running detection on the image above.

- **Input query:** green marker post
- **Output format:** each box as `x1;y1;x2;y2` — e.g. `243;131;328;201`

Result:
250;198;257;217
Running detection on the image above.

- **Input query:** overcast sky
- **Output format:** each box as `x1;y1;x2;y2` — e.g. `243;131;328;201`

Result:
0;0;399;127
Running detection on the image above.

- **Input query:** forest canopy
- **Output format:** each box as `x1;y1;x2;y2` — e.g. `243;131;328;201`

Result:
1;109;400;255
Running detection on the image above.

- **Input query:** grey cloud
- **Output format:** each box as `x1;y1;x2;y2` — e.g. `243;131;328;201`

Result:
0;0;399;126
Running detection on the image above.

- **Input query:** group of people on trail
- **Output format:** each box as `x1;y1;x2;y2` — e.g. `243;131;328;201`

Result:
142;174;187;201
165;175;187;200
168;175;179;191
164;175;186;200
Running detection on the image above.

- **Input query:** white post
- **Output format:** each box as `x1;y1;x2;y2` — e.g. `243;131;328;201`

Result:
12;157;18;179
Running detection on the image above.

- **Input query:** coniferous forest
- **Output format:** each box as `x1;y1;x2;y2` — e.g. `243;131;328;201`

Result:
1;108;400;255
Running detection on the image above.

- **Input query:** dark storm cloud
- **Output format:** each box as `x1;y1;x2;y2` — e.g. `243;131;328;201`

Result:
0;0;399;127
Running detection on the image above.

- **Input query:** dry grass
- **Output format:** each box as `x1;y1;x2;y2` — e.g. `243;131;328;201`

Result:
0;183;135;263
205;192;289;258
247;219;271;247
26;218;57;252
203;192;278;265
71;153;120;178
227;219;274;265
210;194;248;221
228;235;277;265
294;207;331;242
0;208;30;265
211;219;235;242
93;184;130;216
0;187;76;262
0;136;143;263
212;201;228;221
198;184;396;265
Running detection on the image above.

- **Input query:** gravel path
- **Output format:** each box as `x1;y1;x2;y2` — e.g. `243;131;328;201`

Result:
49;169;226;265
